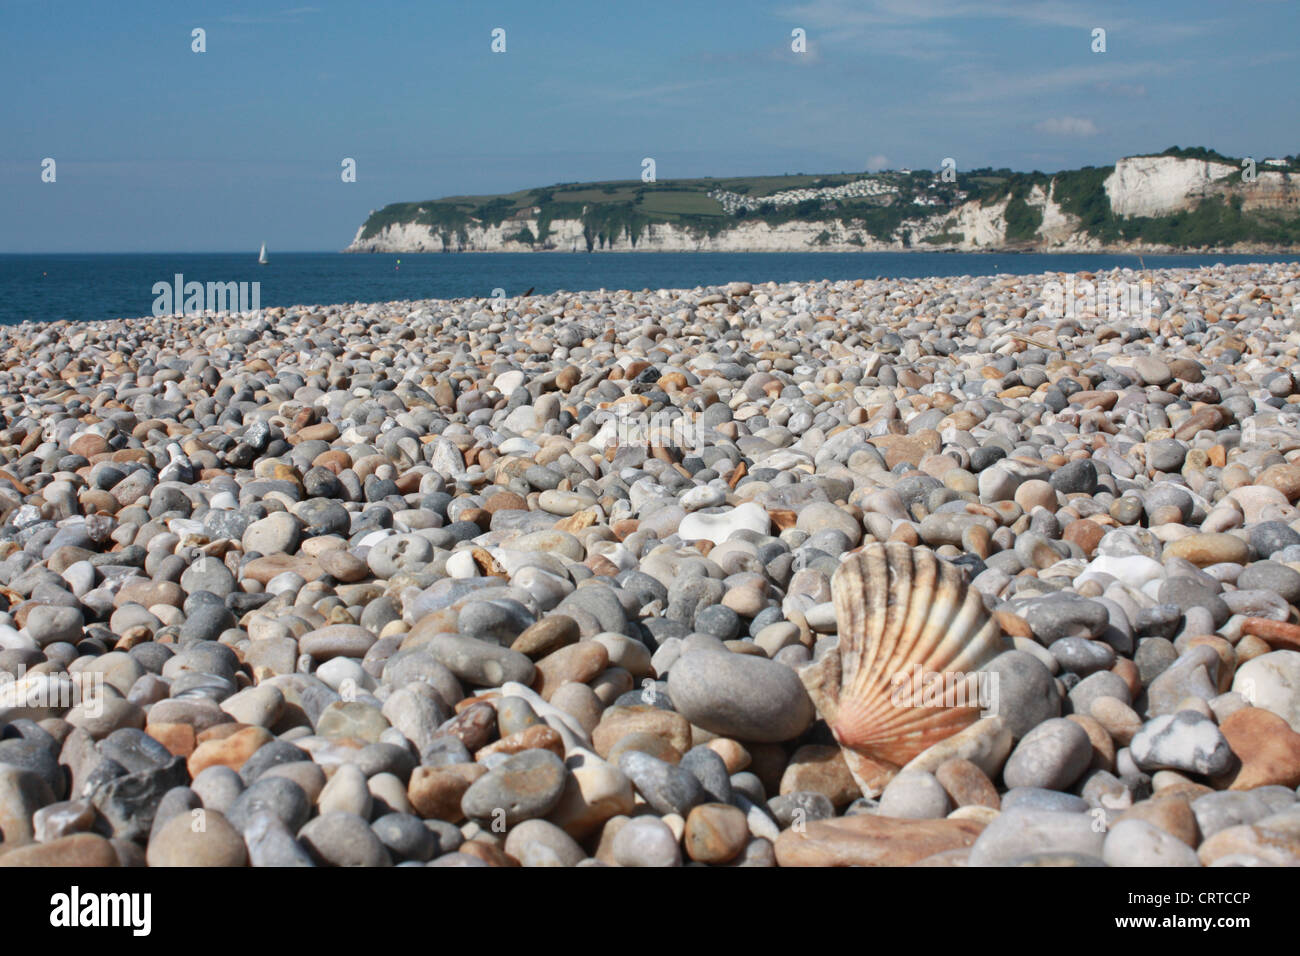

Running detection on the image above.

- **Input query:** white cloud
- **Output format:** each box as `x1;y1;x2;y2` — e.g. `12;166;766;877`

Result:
865;154;891;170
1034;116;1099;136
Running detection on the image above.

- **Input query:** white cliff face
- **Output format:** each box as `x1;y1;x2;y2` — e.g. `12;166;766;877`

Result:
949;196;1009;247
345;196;1114;253
347;217;912;253
345;157;1296;255
908;195;1009;249
1030;184;1074;244
346;220;548;253
1104;156;1237;217
1032;182;1105;250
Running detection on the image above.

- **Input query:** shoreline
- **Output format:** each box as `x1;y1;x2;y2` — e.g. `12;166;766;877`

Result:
7;261;1298;335
342;242;1300;256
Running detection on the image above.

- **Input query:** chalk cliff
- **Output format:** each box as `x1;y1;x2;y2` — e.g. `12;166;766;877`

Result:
346;153;1300;254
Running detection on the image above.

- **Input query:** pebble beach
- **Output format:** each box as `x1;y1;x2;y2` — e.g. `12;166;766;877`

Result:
2;261;1300;867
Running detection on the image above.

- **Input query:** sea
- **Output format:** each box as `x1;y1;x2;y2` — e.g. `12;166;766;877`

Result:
2;251;1297;326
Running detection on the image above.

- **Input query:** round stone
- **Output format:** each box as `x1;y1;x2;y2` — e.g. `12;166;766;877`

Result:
1002;718;1093;791
611;816;682;867
1049;460;1098;495
1164;533;1249;568
1103;818;1199;867
460;749;567;826
367;534;435;578
981;650;1061;738
795;502;862;546
319;549;370;583
666;650;814;743
878;770;953;819
683;803;749;863
1232;652;1300;732
502;818;585;867
1130;711;1234;776
146;810;248;867
298;811;393;867
371;813;438;862
24;606;84;648
242;512;301;556
1147;439;1187;473
179;556;236;596
1238;562;1300;606
617;751;706;816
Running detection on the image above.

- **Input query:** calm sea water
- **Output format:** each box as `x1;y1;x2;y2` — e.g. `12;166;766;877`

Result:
2;251;1297;326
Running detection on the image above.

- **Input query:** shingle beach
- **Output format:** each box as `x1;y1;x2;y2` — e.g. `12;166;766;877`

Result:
3;262;1300;867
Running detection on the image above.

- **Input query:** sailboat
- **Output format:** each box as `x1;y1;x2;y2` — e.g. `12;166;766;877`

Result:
258;242;268;265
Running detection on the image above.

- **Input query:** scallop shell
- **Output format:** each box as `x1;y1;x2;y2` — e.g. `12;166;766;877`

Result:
800;542;1010;796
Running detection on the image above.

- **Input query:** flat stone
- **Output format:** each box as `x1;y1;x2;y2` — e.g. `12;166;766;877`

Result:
300;625;376;662
511;615;580;659
968;809;1104;866
1164;533;1249;568
426;634;536;688
775;815;984;866
0;833;120;867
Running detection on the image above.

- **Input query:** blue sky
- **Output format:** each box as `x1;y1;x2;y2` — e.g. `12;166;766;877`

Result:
2;0;1296;252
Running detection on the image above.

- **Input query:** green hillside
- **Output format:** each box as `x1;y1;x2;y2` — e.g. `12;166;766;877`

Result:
359;169;975;249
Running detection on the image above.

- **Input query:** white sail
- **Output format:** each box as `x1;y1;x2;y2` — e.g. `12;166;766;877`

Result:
258;242;268;264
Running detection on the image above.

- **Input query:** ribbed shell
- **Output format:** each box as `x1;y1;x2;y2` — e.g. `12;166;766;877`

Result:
807;542;1009;790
